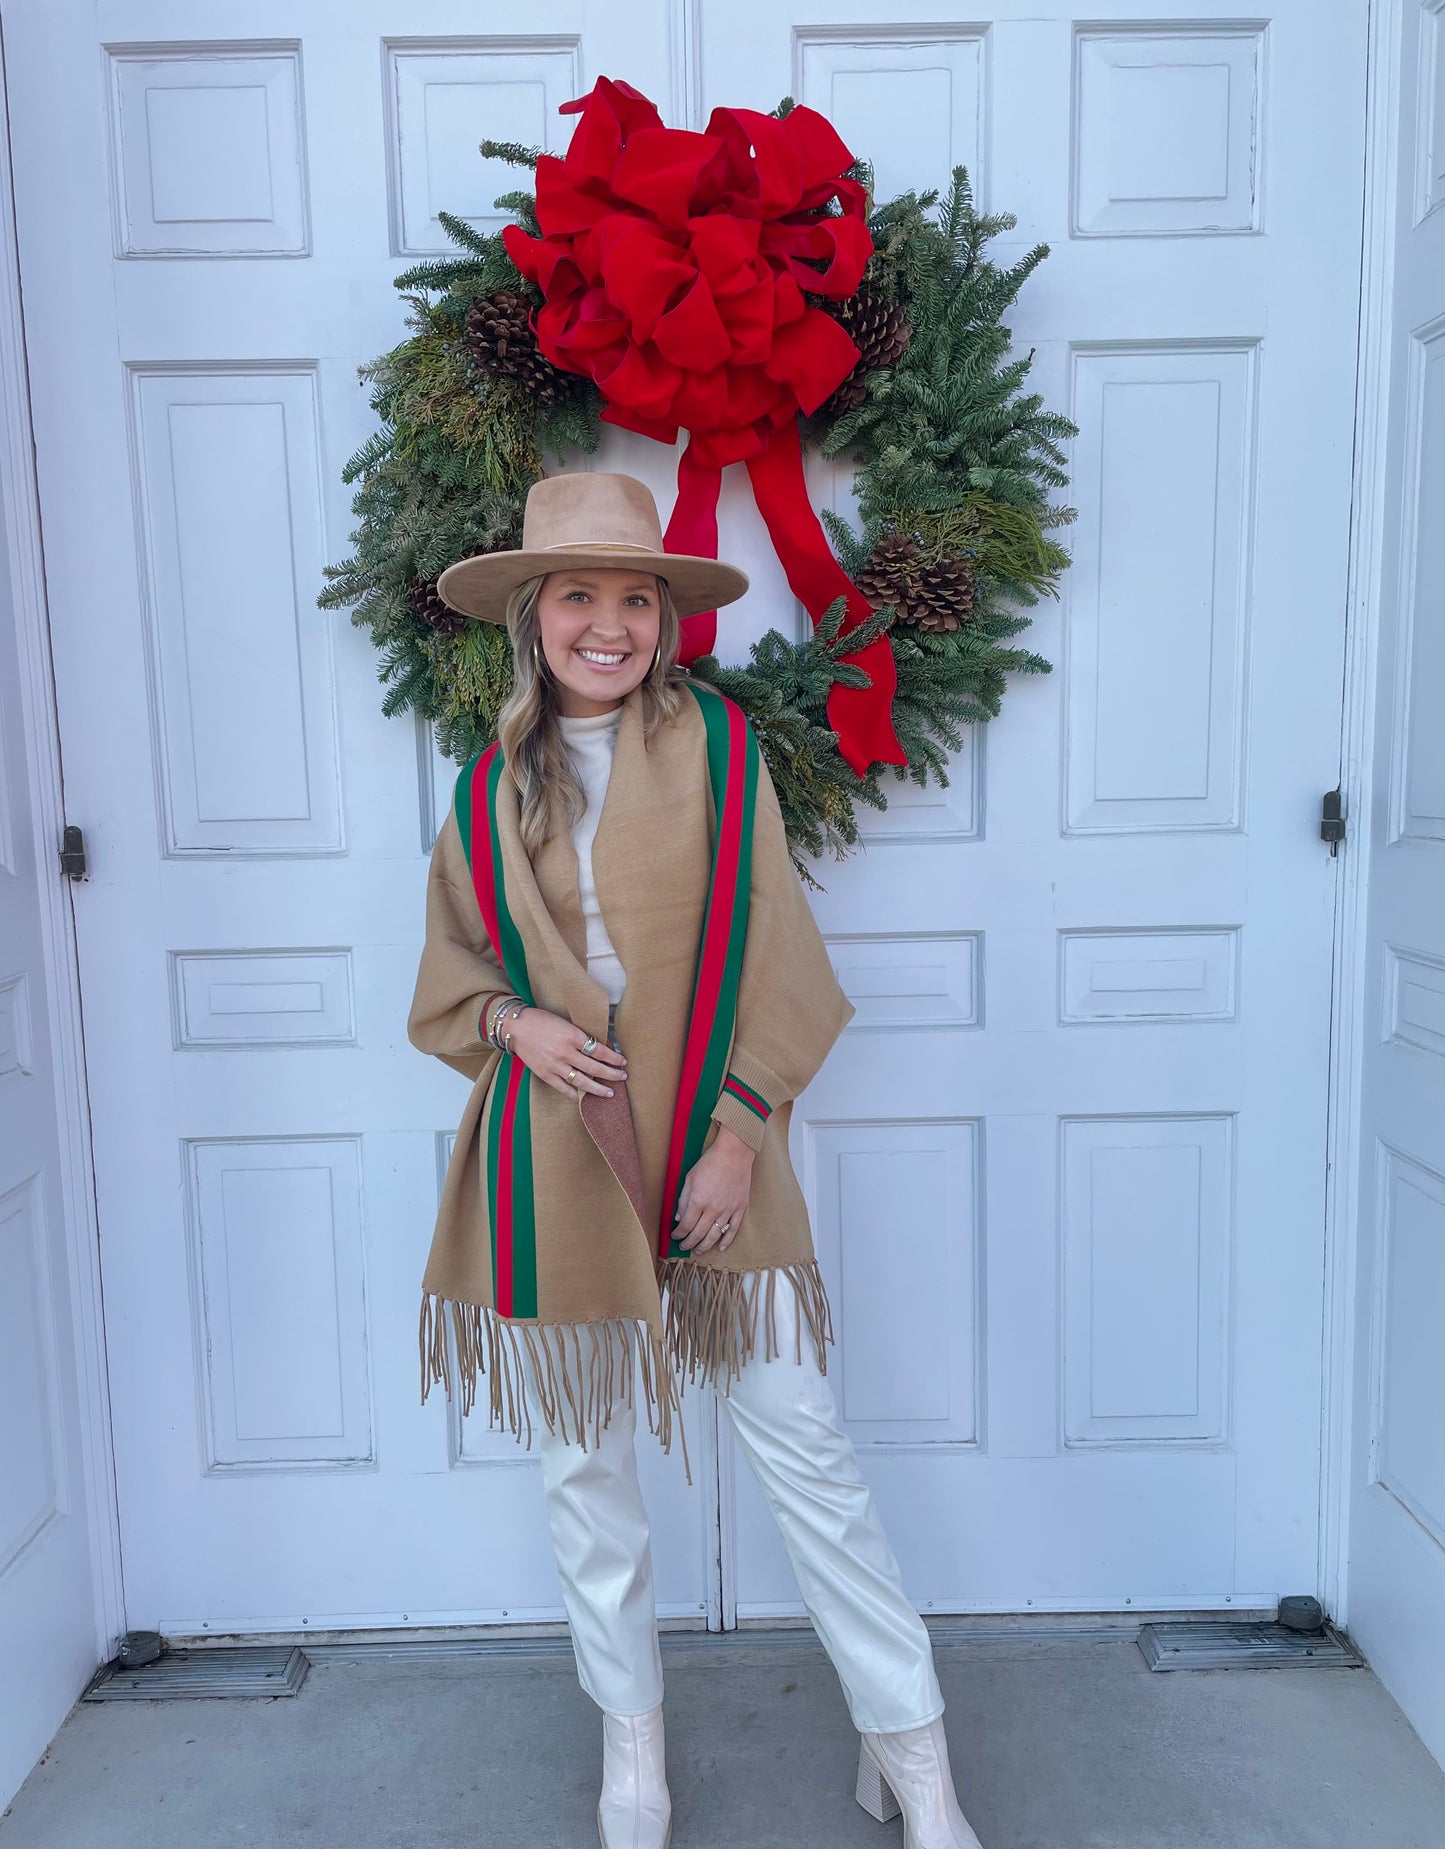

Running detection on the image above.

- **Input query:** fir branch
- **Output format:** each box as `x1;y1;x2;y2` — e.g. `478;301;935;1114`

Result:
434;210;494;258
477;138;540;169
391;254;491;294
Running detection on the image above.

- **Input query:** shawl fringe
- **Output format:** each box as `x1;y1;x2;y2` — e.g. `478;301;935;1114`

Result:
419;1292;690;1482
418;1262;834;1484
660;1258;834;1390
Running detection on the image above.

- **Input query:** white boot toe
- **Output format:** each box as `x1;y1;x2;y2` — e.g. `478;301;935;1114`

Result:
597;1705;672;1849
857;1717;982;1849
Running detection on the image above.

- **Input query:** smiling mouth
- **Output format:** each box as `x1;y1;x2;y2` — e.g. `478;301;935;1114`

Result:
574;647;630;668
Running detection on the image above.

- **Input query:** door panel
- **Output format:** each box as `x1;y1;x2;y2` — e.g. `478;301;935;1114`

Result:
701;0;1367;1616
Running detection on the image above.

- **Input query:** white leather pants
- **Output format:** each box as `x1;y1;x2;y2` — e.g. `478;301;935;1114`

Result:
522;1275;945;1733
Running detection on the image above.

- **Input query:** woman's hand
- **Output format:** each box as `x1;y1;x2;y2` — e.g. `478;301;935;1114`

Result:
502;1005;627;1100
674;1126;755;1254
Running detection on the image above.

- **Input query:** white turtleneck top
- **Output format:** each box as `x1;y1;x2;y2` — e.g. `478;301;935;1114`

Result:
557;706;627;1004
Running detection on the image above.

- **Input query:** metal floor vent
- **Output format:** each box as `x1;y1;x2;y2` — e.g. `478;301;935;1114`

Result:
1139;1620;1362;1672
84;1645;310;1702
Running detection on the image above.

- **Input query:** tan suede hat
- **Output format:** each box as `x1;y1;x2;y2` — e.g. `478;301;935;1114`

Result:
436;472;749;624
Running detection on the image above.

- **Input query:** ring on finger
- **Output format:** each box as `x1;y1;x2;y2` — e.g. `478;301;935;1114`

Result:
579;1034;598;1055
565;1068;578;1086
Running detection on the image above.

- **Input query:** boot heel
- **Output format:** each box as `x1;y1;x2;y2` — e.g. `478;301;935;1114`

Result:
856;1741;902;1823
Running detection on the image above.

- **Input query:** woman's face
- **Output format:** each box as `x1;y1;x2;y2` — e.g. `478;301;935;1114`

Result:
535;568;664;716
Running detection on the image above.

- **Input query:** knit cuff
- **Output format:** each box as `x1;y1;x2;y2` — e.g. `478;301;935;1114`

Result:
710;1051;783;1154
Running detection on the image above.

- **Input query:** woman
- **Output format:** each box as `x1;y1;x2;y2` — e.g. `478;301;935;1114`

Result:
408;472;981;1849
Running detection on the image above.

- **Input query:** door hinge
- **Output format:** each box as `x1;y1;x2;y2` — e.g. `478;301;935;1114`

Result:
1320;787;1346;855
59;823;89;880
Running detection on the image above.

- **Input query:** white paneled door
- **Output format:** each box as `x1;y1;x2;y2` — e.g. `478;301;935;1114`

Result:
0;35;109;1801
4;0;707;1635
707;2;1368;1617
1343;0;1445;1766
5;0;1367;1633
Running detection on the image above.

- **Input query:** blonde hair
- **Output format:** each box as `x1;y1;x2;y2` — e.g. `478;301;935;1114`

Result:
496;572;684;856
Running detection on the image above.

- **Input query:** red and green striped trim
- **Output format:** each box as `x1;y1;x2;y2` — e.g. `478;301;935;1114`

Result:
659;685;760;1259
455;745;538;1319
453;692;761;1288
721;1073;771;1123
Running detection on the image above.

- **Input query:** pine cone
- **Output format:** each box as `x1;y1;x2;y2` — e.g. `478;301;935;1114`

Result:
408;574;469;637
464;290;575;408
816;292;912;418
910;552;975;632
856;531;924;612
857;532;974;632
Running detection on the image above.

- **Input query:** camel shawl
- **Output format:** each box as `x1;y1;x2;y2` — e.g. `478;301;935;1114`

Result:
407;680;855;1462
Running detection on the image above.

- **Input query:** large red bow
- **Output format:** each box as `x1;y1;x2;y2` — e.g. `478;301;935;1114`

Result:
503;77;906;774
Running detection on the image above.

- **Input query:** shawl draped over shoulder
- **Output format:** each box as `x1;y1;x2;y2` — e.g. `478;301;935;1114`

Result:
407;680;855;1463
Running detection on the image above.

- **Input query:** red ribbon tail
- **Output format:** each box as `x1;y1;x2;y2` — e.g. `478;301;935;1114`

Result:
745;421;906;775
664;441;723;663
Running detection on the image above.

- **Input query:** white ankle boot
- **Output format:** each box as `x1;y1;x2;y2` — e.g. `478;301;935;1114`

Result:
597;1705;672;1849
856;1717;983;1848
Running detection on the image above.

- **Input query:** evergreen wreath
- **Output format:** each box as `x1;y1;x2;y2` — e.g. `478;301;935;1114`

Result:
319;100;1076;868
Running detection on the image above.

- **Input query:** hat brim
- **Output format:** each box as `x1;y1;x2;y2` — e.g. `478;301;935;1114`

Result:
436;548;749;624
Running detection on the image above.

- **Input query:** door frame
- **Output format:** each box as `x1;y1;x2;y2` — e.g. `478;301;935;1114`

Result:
0;17;125;1668
1318;0;1404;1633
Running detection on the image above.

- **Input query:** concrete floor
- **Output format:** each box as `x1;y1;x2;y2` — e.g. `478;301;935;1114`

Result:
3;1626;1445;1849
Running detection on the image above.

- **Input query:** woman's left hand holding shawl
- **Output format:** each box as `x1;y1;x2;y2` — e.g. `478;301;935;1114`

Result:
674;1126;755;1253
